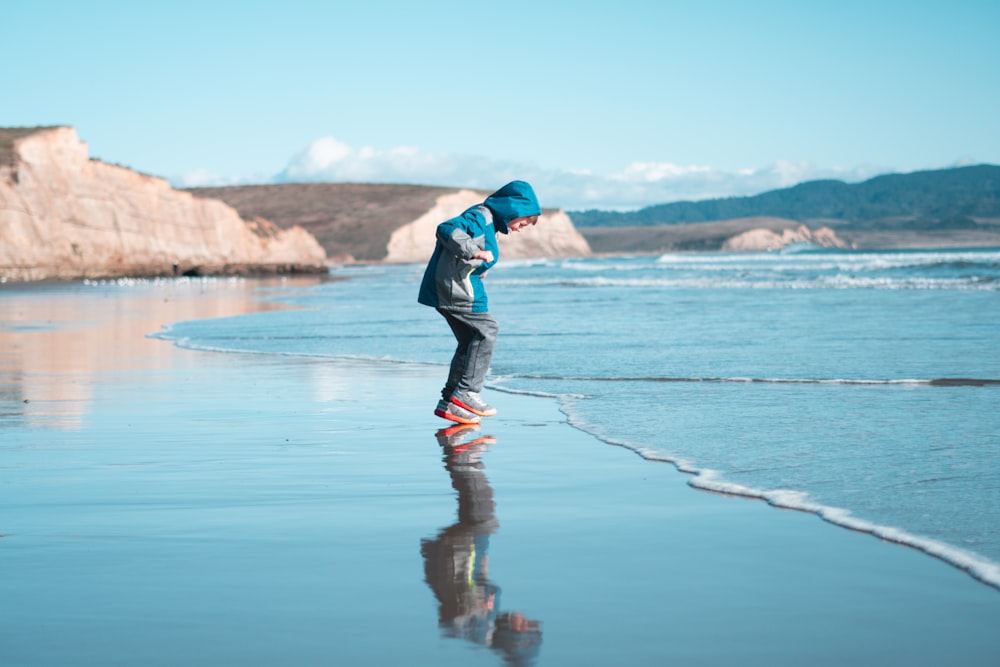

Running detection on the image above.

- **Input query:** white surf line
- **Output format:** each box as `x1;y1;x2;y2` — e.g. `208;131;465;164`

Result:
551;394;1000;592
501;373;1000;387
688;472;1000;592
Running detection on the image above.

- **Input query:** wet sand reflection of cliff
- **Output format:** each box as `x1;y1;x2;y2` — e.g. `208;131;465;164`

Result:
0;279;311;430
421;425;542;665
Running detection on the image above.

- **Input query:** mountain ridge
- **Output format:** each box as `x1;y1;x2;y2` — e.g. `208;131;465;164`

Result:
569;164;1000;230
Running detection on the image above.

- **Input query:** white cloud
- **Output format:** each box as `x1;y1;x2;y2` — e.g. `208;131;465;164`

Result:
173;167;270;189
618;162;714;182
771;159;816;187
291;136;353;172
172;136;898;211
274;136;534;191
174;167;220;188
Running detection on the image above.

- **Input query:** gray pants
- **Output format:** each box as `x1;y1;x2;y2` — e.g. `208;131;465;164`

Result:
438;309;498;399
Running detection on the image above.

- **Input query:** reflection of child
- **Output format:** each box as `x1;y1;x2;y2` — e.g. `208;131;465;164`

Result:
422;426;501;643
418;181;541;424
421;425;543;664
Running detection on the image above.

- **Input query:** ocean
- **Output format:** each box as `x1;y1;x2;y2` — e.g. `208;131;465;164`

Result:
155;247;1000;590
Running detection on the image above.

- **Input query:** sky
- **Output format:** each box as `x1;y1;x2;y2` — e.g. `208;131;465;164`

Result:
5;0;999;211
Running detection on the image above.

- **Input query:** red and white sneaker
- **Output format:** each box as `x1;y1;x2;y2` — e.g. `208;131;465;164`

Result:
449;391;497;417
434;399;481;424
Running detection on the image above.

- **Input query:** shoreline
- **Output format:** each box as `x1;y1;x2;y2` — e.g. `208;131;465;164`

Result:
557;413;1000;592
6;242;1000;285
2;280;999;665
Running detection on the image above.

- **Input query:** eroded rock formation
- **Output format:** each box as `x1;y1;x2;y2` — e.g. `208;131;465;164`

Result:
384;189;591;263
722;224;853;252
0;127;327;282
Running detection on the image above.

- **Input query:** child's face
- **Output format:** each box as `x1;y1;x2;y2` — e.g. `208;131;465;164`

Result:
508;216;539;232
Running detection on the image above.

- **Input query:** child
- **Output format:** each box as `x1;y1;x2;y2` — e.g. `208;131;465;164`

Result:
418;181;541;424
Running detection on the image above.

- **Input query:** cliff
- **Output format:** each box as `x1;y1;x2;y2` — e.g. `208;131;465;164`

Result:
190;183;592;263
0;127;327;282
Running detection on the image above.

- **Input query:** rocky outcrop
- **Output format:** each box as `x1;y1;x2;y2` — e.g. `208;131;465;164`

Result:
384;190;590;263
722;224;853;252
0;127;327;282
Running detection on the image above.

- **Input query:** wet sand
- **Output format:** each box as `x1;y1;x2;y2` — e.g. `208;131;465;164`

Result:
1;279;999;666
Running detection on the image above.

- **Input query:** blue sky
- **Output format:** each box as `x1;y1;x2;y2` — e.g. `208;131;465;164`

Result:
5;0;998;210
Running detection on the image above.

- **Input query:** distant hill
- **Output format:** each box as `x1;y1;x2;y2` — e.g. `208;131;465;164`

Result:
569;165;1000;230
189;183;456;261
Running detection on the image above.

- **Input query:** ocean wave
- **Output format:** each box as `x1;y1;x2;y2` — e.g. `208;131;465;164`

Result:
550;393;1000;591
496;373;1000;387
479;249;1000;291
82;276;249;287
654;249;1000;265
492;275;1000;290
691;474;1000;591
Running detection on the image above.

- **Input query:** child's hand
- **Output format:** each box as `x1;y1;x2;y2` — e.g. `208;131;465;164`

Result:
472;250;494;263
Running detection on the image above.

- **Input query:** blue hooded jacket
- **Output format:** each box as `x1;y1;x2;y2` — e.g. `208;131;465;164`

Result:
418;181;540;313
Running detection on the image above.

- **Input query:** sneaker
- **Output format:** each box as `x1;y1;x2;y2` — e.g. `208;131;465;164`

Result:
434;399;481;425
450;391;497;417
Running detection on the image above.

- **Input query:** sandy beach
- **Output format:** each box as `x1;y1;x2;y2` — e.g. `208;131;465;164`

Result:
1;278;999;666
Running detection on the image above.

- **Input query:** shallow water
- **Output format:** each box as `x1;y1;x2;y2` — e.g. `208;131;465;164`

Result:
3;268;1000;664
154;249;1000;589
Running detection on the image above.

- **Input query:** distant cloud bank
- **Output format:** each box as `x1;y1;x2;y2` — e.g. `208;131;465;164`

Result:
175;136;915;211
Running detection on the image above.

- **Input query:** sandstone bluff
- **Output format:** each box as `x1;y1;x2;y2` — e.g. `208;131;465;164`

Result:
0;127;328;282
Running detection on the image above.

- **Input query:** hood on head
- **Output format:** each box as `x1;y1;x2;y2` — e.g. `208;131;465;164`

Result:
484;181;541;234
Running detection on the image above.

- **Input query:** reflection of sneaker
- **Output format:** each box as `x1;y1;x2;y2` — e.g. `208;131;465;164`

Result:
464;435;497;448
435;424;496;455
434;399;481;424
450;391;497;417
436;423;480;440
450;437;494;460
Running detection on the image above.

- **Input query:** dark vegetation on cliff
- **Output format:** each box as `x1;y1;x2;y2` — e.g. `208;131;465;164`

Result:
570;165;1000;231
1;126;63;170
